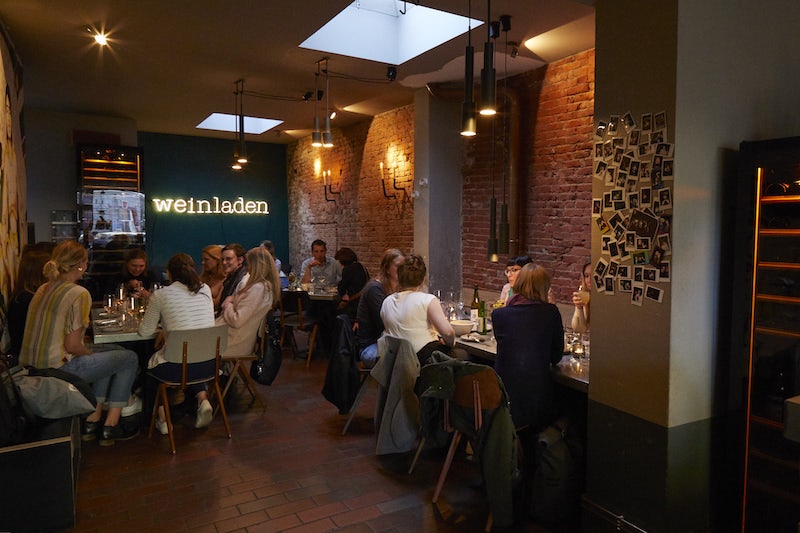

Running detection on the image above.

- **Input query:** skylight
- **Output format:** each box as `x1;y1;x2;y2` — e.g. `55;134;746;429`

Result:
300;0;482;65
196;113;283;134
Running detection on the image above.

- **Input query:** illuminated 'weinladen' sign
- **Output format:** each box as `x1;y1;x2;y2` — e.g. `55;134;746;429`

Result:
151;196;269;215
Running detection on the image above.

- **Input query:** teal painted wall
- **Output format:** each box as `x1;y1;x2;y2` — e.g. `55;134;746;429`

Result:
138;132;288;271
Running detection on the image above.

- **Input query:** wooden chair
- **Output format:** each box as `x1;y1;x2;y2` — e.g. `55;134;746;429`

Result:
279;290;319;368
147;324;231;454
218;311;271;410
431;366;504;532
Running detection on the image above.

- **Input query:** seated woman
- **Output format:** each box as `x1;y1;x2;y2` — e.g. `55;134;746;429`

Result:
355;248;404;367
335;247;369;318
216;246;280;357
109;248;160;298
492;263;564;431
200;244;226;310
380;254;456;365
138;253;215;433
19;240;139;446
7;242;55;364
499;255;532;305
571;260;592;333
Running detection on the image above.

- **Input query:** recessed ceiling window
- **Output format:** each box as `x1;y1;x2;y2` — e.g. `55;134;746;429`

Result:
196;113;283;134
300;0;482;65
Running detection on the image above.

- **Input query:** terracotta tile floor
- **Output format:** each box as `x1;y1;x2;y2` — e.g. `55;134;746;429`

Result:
74;349;555;533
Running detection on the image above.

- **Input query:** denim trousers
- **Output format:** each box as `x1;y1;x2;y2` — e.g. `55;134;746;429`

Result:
61;347;138;408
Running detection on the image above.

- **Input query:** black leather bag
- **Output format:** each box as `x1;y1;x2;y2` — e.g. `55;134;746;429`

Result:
250;312;282;386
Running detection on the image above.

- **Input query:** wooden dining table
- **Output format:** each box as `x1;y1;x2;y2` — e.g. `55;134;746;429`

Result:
91;307;156;344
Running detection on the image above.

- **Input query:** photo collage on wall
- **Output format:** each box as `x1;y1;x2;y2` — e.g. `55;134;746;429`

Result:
592;111;673;306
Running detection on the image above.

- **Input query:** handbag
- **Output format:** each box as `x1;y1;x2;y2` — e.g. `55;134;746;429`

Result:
14;367;96;419
250;313;282;386
1;359;31;446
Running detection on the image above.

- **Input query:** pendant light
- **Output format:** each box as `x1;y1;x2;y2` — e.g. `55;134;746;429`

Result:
479;0;496;116
487;111;498;261
231;79;246;170
311;64;323;147
322;60;334;148
498;15;512;253
460;0;476;136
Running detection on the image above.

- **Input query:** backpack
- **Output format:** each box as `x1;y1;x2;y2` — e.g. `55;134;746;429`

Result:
0;357;30;447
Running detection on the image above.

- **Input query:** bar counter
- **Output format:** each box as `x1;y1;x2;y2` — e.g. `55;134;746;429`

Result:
455;335;589;393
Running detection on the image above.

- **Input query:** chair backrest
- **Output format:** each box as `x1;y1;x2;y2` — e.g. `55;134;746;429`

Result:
162;324;229;364
280;290;313;328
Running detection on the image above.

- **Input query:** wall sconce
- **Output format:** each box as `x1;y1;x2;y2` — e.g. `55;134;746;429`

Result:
380;162;411;200
323;169;341;203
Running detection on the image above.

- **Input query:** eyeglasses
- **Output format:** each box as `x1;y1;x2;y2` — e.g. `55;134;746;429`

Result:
505;268;521;275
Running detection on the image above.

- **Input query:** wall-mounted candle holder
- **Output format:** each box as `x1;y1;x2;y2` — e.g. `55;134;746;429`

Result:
380;162;411;200
323;169;341;203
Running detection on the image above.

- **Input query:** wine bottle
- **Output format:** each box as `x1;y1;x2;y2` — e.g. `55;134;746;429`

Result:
470;285;480;323
478;300;487;334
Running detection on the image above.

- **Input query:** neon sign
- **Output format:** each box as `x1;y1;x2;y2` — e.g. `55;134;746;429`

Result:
151;196;269;215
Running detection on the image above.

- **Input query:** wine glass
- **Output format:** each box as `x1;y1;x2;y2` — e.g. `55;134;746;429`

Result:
126;296;139;326
103;294;116;315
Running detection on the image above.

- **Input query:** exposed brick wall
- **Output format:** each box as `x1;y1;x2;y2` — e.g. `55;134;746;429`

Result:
286;50;594;305
286;105;415;276
462;49;595;303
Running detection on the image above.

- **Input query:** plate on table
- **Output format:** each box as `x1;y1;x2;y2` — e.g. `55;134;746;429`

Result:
460;333;485;343
99;325;124;333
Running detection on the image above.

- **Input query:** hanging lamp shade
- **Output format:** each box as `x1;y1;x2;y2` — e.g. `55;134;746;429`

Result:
311;116;322;147
479;40;496;116
461;44;477;136
323;64;334;148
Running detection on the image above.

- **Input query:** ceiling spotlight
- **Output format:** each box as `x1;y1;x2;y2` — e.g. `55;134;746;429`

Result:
387;66;397;81
86;26;108;46
509;41;519;58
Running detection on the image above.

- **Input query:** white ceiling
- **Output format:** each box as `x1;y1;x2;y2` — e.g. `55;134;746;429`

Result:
0;0;595;144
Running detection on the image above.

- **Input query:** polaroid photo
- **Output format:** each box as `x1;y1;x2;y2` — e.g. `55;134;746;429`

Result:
594;274;605;293
612;136;625;150
617;264;631;279
621;111;635;131
619;278;633;293
633;265;644;282
643;268;657;282
605;166;617;187
608;211;623;229
654;111;667;131
663;159;674;179
624;231;636;249
613;224;626;242
608;115;619;135
650;246;665;267
658;214;672;235
604;276;615;295
629;160;641;177
628;129;641;147
628;209;659;238
619;241;630;262
601;234;611;252
645;284;664;304
594;160;607;178
631;283;644;306
594;142;604;159
637;142;650;158
613;147;625;164
658;260;671;282
595;257;609;278
611;189;624;202
656;233;671;255
592;198;602;216
628;192;640;210
595;215;611;234
625;178;638;193
639;161;651;180
641;113;653;131
613;200;627;211
603;140;613;159
620;154;632;172
635;236;651;251
640;186;652;207
608;260;620;277
649;129;665;145
595;121;608;138
608;241;620;259
615;171;627;189
603;192;613;212
632;251;650;265
655;143;673;157
659;187;672;210
652;200;661;215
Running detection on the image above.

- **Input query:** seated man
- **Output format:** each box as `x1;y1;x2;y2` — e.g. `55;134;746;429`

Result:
217;243;248;316
300;239;342;286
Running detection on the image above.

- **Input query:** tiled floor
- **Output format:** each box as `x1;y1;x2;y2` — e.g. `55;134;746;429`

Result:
74;349;555;533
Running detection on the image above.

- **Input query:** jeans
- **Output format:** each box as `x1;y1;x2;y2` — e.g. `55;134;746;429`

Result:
359;343;378;368
61;348;138;408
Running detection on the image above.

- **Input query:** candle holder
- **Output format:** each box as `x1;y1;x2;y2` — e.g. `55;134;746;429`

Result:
380;163;411;200
323;169;341;203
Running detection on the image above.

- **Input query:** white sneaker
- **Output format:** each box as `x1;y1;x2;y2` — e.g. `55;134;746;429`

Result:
195;399;213;429
121;395;143;417
155;418;168;435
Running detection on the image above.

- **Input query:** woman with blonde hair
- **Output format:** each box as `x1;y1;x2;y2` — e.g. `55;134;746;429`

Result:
200;244;226;310
19;240;139;445
217;246;281;357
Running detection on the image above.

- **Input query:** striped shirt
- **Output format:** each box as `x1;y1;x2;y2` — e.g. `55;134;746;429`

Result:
19;280;92;368
138;281;214;368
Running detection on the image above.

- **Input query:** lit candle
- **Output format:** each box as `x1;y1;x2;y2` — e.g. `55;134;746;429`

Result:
379;161;384;180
